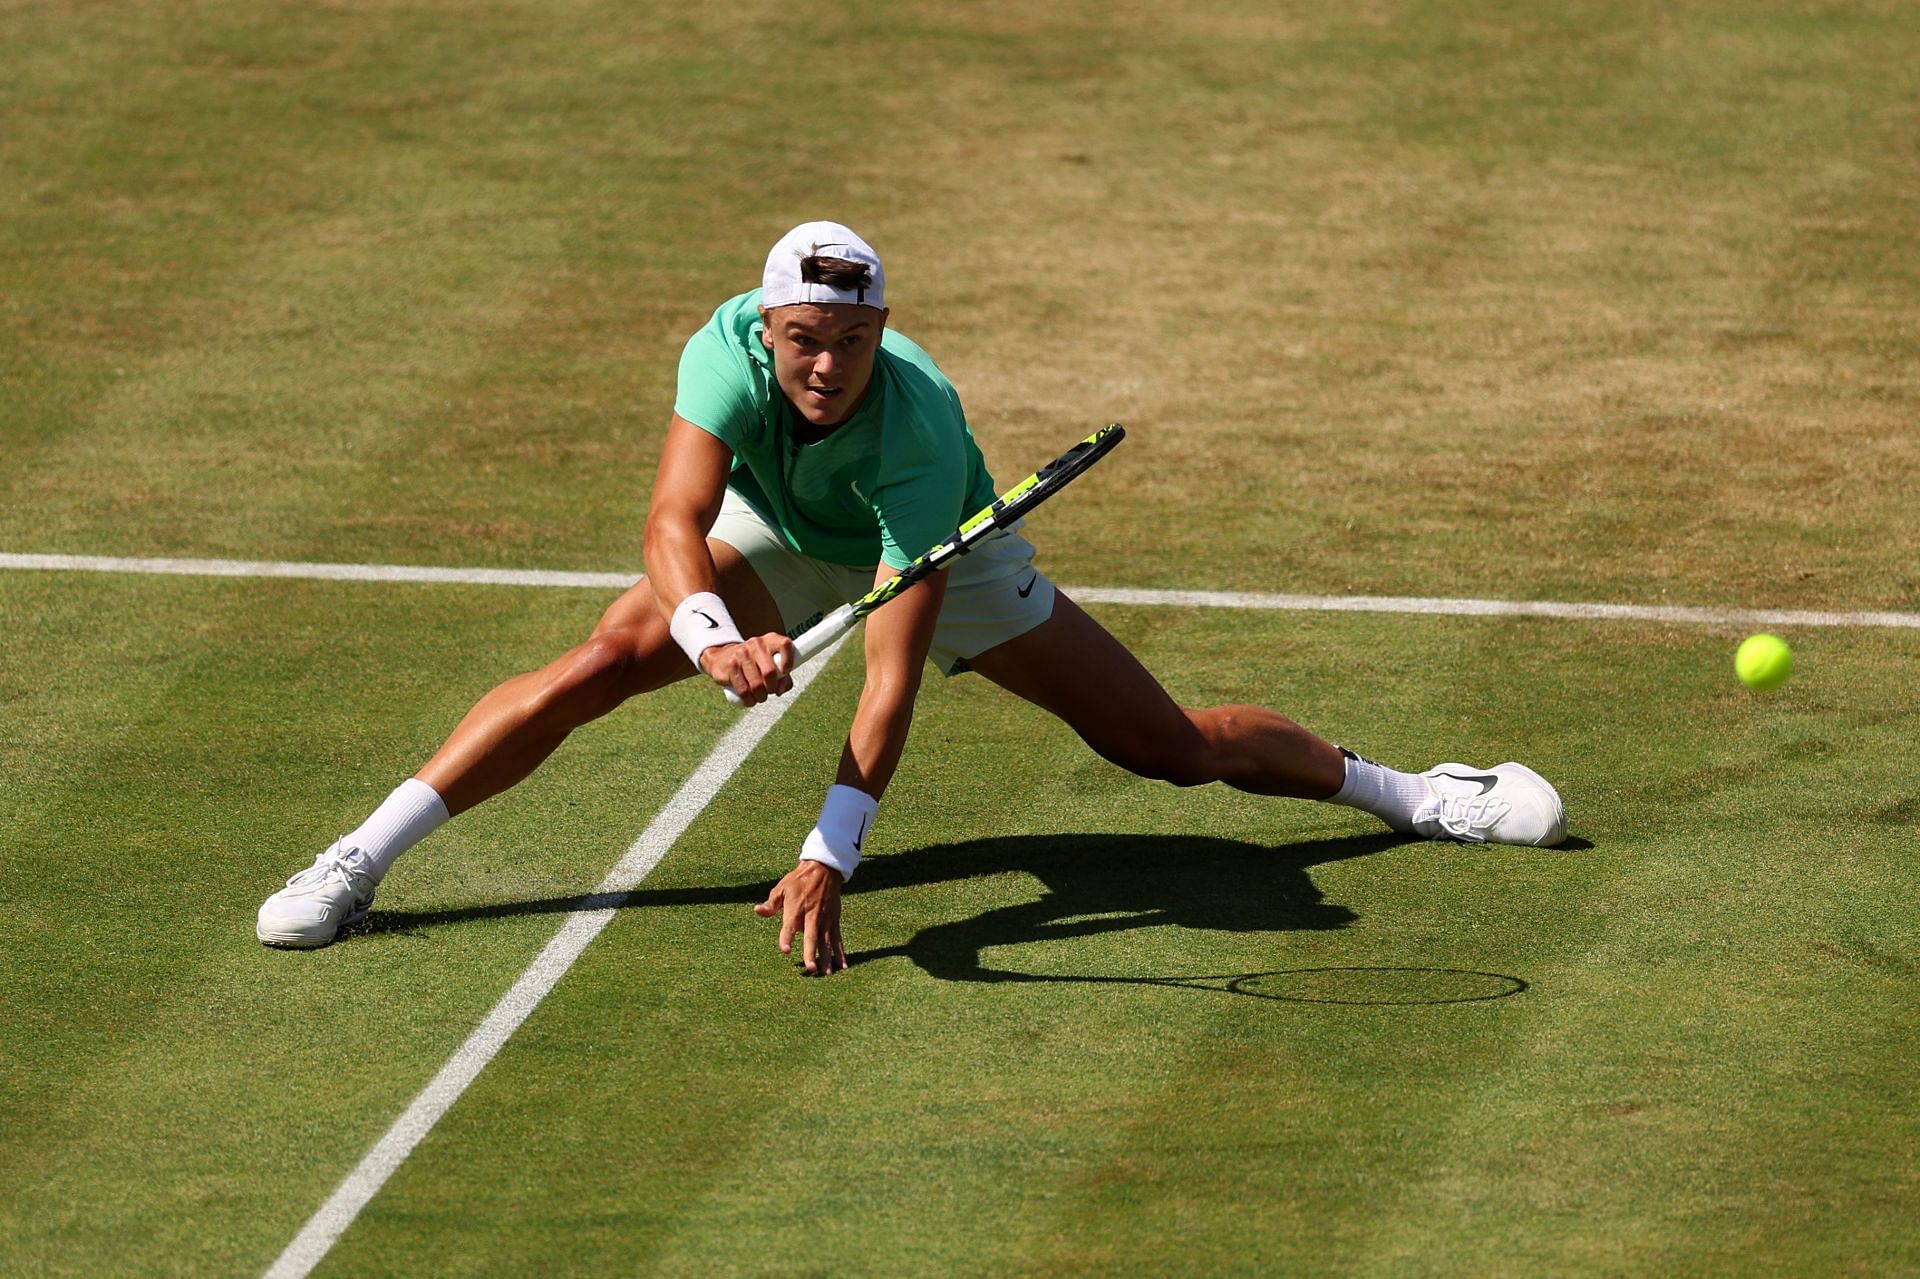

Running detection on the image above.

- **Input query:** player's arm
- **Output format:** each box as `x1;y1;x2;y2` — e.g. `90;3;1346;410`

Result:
838;564;946;797
642;415;793;703
756;565;946;976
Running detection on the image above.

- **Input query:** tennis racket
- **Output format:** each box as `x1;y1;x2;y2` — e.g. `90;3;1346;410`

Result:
724;423;1125;706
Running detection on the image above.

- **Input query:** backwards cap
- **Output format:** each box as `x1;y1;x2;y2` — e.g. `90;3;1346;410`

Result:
760;220;886;310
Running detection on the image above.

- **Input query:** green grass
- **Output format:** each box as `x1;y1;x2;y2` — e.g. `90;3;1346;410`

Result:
3;0;1918;1274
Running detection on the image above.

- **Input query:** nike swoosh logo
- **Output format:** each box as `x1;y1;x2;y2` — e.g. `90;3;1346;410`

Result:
1016;575;1038;598
1434;771;1500;796
853;814;870;853
693;609;720;630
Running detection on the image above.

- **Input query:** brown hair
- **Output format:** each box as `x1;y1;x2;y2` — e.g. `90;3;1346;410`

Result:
799;254;873;292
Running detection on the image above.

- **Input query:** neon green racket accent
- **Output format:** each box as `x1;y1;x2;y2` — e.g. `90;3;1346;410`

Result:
845;422;1124;623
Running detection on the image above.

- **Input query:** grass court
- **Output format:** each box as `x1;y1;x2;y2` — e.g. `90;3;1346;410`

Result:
3;1;1917;1274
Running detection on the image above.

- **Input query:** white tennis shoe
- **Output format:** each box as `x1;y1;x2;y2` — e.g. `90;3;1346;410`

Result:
256;845;377;948
1408;762;1568;847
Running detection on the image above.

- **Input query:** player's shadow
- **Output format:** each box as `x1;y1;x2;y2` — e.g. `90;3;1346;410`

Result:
848;831;1393;986
361;830;1401;981
358;829;1539;1004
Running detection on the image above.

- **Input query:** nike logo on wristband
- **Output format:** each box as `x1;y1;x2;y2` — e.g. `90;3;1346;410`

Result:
1017;575;1039;598
853;814;870;853
693;610;720;630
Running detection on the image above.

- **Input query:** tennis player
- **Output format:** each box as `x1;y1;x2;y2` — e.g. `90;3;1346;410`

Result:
258;221;1568;971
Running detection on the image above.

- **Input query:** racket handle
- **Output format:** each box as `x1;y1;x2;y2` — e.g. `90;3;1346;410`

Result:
721;604;857;707
793;603;857;664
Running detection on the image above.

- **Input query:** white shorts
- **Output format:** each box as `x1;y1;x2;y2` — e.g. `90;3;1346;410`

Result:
709;487;1056;676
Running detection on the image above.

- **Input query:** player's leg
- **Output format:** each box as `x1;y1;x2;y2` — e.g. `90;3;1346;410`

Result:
963;589;1567;846
963;591;1346;798
415;539;784;815
256;538;784;948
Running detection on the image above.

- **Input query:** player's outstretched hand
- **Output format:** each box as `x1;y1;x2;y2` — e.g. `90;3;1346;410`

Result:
755;859;847;975
701;634;796;706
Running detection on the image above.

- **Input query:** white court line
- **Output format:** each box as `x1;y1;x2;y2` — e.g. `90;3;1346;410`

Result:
260;632;848;1279
0;551;639;591
1066;587;1920;631
4;551;1918;629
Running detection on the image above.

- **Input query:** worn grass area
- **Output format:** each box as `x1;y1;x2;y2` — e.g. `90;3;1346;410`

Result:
3;0;1918;1275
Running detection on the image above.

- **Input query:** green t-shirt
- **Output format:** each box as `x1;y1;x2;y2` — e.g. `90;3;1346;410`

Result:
672;290;998;570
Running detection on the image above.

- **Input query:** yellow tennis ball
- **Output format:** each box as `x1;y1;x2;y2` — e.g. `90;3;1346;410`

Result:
1735;633;1792;691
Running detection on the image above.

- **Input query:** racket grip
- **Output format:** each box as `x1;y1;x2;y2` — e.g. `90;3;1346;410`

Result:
721;604;857;707
793;603;857;665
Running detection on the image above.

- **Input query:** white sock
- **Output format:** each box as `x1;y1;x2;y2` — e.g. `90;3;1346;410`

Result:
334;778;450;882
1327;749;1431;830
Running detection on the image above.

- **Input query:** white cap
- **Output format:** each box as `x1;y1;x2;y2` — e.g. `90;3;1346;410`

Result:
760;220;886;310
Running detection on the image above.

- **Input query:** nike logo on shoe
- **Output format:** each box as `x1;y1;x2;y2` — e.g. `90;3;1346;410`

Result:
1017;575;1038;598
1434;771;1500;795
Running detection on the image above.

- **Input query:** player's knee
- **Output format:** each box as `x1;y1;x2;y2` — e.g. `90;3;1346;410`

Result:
1102;724;1219;788
591;583;660;639
1154;751;1222;788
1141;708;1245;787
543;632;647;717
1143;758;1217;788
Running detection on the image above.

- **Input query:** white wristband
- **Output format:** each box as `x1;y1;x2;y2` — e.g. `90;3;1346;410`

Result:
669;592;745;669
800;784;877;881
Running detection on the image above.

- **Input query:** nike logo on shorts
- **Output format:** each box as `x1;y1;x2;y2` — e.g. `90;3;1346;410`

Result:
1017;575;1038;598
